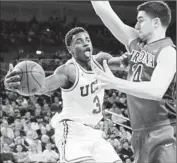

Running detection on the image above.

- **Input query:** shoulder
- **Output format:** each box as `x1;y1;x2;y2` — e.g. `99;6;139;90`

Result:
54;61;77;83
54;62;76;75
161;46;176;54
157;46;176;63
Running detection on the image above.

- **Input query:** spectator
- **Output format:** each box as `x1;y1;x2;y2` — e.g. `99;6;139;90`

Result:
119;126;132;142
16;95;28;109
42;143;59;162
35;103;42;117
46;124;54;137
110;126;121;139
13;136;28;152
27;96;37;112
11;101;18;110
1;98;13;116
111;107;127;124
14;109;21;119
108;92;119;104
119;139;134;163
1;143;12;153
14;129;21;138
103;93;113;109
14;119;23;131
40;126;47;135
30;117;40;133
23;111;31;121
117;94;127;109
34;138;42;152
53;96;60;106
41;134;50;151
0;152;15;163
27;144;43;162
13;144;28;162
42;101;50;115
0;128;13;146
24;130;36;147
1;120;14;139
111;138;122;153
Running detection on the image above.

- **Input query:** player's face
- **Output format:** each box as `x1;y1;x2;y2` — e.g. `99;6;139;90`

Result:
16;145;22;152
46;143;52;150
69;32;93;62
135;11;155;41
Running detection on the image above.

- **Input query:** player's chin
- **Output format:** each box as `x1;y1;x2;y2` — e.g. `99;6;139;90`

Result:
138;33;146;40
84;55;91;61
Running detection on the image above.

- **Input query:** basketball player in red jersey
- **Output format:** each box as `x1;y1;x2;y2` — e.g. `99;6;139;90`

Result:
92;1;176;163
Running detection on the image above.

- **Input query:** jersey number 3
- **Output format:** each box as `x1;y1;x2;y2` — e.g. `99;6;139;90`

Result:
92;95;101;114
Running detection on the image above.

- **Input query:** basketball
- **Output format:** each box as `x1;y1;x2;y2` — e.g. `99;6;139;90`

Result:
13;60;45;96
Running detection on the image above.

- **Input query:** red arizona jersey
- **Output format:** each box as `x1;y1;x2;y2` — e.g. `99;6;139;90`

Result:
127;37;176;130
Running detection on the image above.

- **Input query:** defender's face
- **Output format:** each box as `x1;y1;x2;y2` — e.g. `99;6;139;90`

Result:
135;11;154;41
70;32;93;61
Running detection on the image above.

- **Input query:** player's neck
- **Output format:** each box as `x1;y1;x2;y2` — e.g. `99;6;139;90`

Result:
75;59;92;71
146;29;166;44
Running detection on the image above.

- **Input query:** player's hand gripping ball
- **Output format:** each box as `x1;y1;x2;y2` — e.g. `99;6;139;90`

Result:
5;61;45;96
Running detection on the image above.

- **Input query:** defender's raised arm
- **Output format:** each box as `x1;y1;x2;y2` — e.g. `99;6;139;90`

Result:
91;1;138;46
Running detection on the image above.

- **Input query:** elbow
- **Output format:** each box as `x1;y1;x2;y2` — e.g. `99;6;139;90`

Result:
153;94;163;101
143;83;166;101
150;89;165;101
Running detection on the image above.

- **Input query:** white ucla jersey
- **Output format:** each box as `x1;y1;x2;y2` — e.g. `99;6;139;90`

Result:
51;56;105;128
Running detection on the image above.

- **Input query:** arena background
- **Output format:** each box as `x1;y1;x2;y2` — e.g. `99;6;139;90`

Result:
0;1;176;163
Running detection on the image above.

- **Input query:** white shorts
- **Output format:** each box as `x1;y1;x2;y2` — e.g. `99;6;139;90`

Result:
54;120;122;163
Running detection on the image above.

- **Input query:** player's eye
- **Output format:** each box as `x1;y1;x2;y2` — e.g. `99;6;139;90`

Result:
75;39;82;44
139;19;144;23
86;38;90;42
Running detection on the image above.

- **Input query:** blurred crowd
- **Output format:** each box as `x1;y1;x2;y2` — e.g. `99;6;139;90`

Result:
0;16;176;57
0;15;175;70
0;15;136;61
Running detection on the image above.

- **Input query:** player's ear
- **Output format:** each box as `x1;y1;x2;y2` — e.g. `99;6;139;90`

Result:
68;46;73;55
153;17;161;28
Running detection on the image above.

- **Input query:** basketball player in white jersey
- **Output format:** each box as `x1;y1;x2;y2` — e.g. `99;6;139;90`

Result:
4;27;126;163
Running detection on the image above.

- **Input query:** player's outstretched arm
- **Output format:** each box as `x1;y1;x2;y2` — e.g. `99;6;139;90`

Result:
4;64;75;96
37;64;75;95
95;47;176;101
91;1;138;47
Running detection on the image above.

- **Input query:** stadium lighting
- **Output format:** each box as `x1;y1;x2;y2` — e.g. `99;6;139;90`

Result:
36;50;42;55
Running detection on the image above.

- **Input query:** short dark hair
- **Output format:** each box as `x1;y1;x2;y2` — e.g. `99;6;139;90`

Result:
65;27;88;48
137;1;171;27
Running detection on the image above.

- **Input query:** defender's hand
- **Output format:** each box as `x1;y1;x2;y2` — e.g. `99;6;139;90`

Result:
95;60;115;82
94;60;117;90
